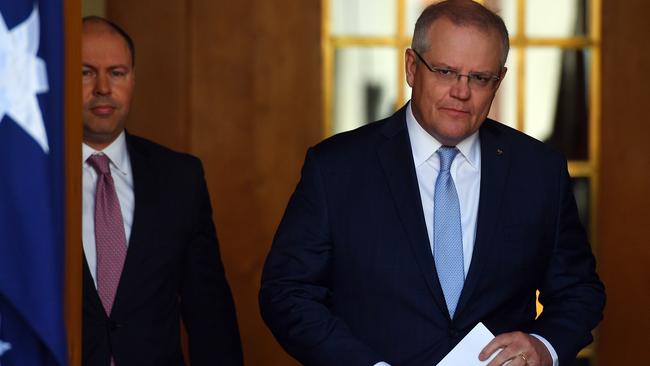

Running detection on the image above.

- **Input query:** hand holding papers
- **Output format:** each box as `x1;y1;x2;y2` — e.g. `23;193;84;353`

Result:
436;322;501;366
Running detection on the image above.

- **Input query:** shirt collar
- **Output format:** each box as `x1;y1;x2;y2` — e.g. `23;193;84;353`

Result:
82;131;130;176
406;101;480;169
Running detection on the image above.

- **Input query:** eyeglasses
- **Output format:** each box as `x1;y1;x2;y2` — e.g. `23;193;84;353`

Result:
412;49;501;90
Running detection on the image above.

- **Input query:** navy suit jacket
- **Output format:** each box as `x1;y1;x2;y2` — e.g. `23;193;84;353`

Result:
260;106;605;366
83;133;243;366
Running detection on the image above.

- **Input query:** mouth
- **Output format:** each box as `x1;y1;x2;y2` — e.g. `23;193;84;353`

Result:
440;107;470;117
91;105;116;117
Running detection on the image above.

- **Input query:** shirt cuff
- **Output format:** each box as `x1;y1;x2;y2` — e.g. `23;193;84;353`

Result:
531;333;559;366
373;363;391;366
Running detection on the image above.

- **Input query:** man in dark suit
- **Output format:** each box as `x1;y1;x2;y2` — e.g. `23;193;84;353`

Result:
259;1;605;365
81;17;243;365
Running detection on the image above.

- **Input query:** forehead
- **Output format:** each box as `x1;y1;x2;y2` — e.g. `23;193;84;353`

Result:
425;18;502;71
82;22;132;66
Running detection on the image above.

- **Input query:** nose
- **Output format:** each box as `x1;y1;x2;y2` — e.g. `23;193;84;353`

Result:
449;76;471;100
93;72;111;96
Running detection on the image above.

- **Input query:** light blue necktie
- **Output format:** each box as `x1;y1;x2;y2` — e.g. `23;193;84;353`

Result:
434;146;464;319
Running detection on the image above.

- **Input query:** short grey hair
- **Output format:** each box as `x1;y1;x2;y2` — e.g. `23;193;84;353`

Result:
411;0;510;69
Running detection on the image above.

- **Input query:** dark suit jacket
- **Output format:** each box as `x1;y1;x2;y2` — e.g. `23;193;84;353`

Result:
260;106;605;366
83;133;243;366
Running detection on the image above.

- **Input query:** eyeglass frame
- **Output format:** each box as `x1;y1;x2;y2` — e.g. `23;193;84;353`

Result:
411;49;502;89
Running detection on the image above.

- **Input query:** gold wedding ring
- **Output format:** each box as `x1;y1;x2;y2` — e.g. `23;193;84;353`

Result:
518;352;529;364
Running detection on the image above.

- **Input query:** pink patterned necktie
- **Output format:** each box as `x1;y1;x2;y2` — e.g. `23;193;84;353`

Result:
87;154;127;318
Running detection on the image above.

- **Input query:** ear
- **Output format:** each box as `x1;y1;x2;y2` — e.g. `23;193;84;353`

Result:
405;48;418;88
494;66;507;90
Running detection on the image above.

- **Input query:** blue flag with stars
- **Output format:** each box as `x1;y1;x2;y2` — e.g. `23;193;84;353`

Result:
0;1;67;365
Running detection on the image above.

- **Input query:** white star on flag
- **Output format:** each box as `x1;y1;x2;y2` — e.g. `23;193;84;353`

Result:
0;339;11;356
0;5;50;153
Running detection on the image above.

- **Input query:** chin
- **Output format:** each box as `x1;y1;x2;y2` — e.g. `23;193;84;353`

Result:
435;127;471;144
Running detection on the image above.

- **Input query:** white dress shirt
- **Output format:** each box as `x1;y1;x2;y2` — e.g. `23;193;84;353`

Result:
407;103;481;276
82;131;134;288
373;104;558;366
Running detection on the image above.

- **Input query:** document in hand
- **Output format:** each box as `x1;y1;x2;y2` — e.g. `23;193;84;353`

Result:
436;322;501;366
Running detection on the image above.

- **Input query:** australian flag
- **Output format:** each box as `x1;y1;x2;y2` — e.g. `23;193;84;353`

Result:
0;0;68;365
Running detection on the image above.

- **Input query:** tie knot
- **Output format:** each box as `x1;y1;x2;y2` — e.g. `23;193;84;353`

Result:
87;154;111;175
437;146;458;172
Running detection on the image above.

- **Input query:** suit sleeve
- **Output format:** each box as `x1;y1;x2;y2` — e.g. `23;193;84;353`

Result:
180;159;244;366
259;148;383;366
530;156;605;364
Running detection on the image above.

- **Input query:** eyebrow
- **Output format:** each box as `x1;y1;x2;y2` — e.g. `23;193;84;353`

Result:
430;62;497;75
82;64;131;71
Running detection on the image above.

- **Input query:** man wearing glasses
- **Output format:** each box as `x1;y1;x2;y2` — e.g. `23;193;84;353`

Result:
260;1;604;366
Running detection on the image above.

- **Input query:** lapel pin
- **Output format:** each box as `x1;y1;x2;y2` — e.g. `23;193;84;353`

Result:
496;148;503;155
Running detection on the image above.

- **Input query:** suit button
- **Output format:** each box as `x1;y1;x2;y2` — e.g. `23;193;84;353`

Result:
109;320;125;331
449;328;459;338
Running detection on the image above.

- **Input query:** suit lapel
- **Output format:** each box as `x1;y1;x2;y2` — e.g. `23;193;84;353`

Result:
455;121;511;320
377;108;449;316
110;133;159;318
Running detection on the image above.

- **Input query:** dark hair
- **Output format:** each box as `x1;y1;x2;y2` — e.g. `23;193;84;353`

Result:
83;16;136;66
412;0;510;68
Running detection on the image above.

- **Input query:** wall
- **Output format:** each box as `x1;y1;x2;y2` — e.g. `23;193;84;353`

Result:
106;1;321;365
598;0;650;363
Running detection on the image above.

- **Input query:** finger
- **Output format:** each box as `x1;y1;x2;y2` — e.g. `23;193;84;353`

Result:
513;353;529;366
504;358;525;366
480;333;515;360
488;353;525;366
482;347;504;366
512;352;532;366
487;348;526;366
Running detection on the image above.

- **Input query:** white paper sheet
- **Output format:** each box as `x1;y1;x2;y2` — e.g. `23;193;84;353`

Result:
436;322;501;366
